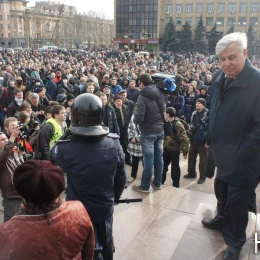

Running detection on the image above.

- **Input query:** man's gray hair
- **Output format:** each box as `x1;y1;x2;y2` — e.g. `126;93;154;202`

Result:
216;32;247;56
28;93;39;101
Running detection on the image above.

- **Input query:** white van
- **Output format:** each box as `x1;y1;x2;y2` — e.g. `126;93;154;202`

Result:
137;51;149;58
42;45;58;50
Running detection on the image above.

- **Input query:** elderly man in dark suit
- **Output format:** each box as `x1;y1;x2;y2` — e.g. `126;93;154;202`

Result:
202;32;260;260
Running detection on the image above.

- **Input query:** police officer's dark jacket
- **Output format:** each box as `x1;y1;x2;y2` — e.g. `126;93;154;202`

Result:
51;134;126;224
208;59;260;185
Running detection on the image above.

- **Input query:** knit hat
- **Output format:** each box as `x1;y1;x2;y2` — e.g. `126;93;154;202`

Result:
35;87;43;94
114;95;122;101
13;160;65;205
56;94;66;103
118;90;126;95
196;98;206;106
66;93;75;102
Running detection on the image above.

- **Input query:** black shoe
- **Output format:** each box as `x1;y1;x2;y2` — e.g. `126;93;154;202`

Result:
183;173;197;178
201;218;222;231
223;246;241;260
197;177;206;184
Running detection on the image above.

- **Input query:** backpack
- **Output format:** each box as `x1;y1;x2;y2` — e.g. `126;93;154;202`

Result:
29;122;54;160
172;118;191;140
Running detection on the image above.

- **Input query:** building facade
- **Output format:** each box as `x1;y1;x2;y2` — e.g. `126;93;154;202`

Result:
0;0;114;49
0;0;27;48
113;0;260;52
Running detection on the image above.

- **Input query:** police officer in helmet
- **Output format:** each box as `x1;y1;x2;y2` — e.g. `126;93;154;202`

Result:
51;93;127;260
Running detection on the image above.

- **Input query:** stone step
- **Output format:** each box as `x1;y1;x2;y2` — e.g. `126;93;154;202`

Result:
113;185;217;260
171;203;258;260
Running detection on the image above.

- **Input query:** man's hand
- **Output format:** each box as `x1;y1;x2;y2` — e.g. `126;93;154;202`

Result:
131;138;137;144
9;126;22;143
204;144;209;149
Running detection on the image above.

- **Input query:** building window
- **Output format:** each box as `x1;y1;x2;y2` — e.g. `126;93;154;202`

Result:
228;17;236;26
176;18;182;25
217;17;224;26
186;18;192;25
217;4;225;13
0;24;2;30
196;18;200;25
0;5;1;10
165;18;170;24
166;5;173;13
238;17;247;26
8;33;10;38
196;4;203;12
7;24;10;29
0;15;2;20
251;3;259;12
186;4;193;13
176;4;183;13
250;17;258;26
206;4;214;13
206;17;214;26
240;3;247;12
228;4;236;13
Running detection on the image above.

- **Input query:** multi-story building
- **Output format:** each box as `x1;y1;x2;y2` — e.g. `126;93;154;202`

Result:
113;0;260;52
0;0;113;49
0;0;27;48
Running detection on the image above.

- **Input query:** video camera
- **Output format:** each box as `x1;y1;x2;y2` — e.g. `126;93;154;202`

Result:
152;72;182;95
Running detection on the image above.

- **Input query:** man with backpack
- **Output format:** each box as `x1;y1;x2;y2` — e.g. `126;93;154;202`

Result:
184;98;209;184
162;107;190;187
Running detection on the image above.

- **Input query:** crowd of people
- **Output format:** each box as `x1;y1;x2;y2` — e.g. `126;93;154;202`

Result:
0;31;259;260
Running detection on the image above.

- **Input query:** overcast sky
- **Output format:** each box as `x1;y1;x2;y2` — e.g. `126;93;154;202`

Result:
28;0;114;19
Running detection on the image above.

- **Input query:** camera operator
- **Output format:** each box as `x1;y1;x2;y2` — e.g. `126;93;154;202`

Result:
15;101;40;137
0;122;24;222
4;117;34;161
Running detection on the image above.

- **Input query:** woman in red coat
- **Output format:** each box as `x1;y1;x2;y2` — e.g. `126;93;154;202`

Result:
0;160;95;260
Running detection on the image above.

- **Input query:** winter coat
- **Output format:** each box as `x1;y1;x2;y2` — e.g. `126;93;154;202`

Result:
127;114;142;157
208;59;260;185
6;100;20;117
110;84;122;95
183;91;196;122
46;75;58;100
134;85;165;134
103;104;120;135
0;201;94;260
1;87;15;109
126;88;140;103
166;94;185;117
0;142;24;199
50;134;126;224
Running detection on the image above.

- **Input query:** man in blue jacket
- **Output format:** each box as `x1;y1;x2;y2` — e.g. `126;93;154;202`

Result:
202;32;260;260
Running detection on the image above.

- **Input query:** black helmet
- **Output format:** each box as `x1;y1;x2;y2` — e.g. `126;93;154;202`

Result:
70;93;109;137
